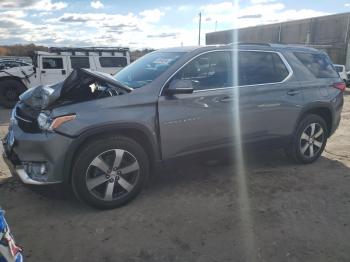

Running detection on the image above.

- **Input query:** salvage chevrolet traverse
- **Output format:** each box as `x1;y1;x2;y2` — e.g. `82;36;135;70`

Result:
2;44;344;209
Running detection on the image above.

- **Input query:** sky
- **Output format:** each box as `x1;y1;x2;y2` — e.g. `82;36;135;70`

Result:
0;0;349;49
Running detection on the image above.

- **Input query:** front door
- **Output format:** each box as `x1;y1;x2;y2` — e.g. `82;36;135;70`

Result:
40;56;68;85
158;51;236;158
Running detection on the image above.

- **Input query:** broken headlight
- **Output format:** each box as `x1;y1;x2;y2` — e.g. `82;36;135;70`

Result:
37;112;52;131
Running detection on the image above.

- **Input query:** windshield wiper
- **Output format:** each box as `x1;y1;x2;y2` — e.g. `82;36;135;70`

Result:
114;79;133;91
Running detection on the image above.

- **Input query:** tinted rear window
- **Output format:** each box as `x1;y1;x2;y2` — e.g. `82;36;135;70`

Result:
99;57;127;68
294;52;338;78
238;51;289;85
70;57;90;69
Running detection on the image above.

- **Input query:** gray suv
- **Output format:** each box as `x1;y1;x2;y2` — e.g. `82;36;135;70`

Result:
2;44;344;209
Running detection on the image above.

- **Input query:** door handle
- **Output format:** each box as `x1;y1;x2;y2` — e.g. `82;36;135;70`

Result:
220;96;234;102
287;89;300;96
62;70;66;75
41;70;46;74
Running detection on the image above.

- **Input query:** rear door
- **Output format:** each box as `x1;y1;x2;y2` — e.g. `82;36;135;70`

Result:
158;51;236;158
236;50;301;143
40;56;68;85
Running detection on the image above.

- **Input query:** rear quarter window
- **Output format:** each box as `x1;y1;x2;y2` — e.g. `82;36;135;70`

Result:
294;52;338;78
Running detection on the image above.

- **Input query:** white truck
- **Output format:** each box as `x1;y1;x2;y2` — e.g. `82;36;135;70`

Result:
0;47;130;108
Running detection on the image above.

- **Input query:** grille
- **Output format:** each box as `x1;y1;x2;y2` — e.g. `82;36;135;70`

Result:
15;103;41;133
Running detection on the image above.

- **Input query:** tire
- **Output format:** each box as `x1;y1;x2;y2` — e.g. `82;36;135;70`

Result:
72;136;149;209
285;114;328;164
0;79;26;108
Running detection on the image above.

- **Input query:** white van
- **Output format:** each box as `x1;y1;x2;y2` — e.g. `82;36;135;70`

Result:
0;47;130;108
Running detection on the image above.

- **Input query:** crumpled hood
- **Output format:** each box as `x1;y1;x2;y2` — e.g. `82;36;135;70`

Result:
61;68;132;95
19;68;132;110
19;82;63;110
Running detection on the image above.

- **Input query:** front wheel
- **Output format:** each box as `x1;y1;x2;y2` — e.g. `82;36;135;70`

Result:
72;136;149;209
285;114;328;164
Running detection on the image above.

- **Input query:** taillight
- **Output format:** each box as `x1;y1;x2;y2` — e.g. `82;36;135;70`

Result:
332;82;346;91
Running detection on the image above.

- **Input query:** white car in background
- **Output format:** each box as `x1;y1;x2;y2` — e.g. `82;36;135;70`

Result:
0;47;130;108
334;64;348;84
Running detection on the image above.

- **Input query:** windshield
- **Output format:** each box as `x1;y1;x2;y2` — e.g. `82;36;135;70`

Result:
114;52;184;88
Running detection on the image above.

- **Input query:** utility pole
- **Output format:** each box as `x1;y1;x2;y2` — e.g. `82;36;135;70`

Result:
198;12;202;46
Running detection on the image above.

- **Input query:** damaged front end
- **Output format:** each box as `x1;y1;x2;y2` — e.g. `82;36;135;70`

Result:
15;68;132;133
2;68;133;185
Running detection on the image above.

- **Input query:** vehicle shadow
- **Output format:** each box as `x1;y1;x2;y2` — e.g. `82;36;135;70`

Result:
1;147;350;214
148;149;350;192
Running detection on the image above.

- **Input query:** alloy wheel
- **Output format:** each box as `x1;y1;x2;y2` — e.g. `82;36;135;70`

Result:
299;123;325;158
86;149;140;201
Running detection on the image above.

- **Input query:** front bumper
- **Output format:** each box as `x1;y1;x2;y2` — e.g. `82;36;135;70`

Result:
2;150;53;185
1;121;74;185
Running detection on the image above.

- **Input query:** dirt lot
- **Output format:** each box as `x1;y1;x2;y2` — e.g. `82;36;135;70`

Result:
0;92;350;262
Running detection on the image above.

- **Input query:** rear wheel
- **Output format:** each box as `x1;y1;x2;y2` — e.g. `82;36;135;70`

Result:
72;136;149;209
285;114;328;164
0;79;26;108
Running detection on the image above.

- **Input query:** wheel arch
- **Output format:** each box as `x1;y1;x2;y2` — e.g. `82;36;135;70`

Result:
0;76;27;88
296;103;333;137
62;123;161;184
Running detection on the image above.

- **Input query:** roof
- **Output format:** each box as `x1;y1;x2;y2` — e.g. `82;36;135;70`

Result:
157;46;200;53
157;43;321;53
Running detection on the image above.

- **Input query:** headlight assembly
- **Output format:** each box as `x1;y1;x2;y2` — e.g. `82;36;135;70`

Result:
37;112;52;130
37;113;76;131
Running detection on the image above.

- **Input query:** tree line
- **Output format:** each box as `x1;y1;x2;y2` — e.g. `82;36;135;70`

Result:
0;44;49;57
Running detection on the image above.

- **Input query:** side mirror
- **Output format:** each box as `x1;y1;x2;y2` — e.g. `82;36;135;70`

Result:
165;79;194;95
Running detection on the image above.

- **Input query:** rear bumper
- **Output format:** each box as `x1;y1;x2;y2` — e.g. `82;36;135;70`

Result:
329;92;344;136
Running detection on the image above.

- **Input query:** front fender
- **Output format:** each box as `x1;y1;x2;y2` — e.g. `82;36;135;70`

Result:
60;122;161;183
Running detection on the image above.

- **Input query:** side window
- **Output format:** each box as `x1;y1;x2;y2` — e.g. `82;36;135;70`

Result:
174;52;231;90
99;57;127;68
294;52;338;78
42;57;63;69
238;51;289;86
70;57;90;69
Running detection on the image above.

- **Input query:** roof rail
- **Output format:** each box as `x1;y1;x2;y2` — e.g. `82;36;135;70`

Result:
48;47;130;56
227;42;271;46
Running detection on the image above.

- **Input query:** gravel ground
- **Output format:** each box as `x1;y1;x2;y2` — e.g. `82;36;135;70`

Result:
0;92;349;262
